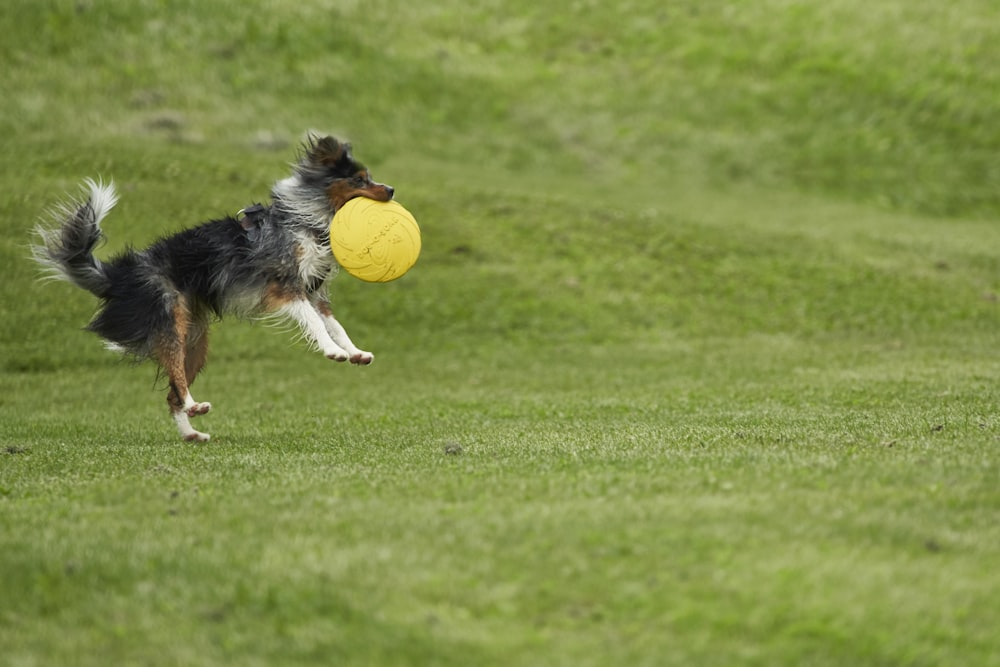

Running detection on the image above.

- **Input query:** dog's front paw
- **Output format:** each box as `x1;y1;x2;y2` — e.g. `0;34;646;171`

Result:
325;347;350;362
350;351;374;366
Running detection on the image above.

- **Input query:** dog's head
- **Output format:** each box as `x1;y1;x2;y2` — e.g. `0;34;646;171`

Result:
296;135;394;211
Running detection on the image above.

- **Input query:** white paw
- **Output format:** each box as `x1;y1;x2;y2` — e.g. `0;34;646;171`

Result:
325;347;350;362
174;409;210;443
185;401;212;417
349;350;374;366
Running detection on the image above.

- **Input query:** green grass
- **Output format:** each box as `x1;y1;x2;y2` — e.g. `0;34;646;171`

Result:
2;0;1000;665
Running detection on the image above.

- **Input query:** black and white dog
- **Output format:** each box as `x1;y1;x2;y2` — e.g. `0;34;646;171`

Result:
33;135;394;442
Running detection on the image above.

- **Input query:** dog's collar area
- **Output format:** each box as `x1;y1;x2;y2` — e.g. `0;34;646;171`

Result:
237;203;267;242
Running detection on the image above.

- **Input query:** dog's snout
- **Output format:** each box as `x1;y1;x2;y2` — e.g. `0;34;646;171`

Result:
385;186;395;199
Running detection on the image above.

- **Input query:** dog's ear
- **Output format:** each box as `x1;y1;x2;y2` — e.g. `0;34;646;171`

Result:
305;136;353;168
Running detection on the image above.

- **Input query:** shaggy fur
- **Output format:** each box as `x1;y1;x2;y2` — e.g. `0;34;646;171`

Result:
33;135;394;442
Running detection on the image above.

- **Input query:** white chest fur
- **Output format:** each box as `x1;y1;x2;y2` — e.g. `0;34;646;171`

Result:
295;231;334;287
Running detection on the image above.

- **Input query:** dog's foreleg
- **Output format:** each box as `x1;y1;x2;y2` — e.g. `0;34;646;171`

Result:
312;298;373;365
276;298;352;361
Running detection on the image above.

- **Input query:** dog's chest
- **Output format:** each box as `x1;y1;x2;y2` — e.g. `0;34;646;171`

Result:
294;232;334;288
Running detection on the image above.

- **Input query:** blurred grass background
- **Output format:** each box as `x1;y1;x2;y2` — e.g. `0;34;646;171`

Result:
2;0;998;214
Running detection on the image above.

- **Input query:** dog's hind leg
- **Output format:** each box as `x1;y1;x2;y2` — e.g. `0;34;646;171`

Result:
157;301;212;442
184;324;209;390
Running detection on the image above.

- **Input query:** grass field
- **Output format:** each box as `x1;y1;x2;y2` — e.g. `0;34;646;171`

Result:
2;1;999;665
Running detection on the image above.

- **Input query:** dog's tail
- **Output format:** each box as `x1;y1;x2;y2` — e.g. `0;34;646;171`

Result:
32;179;118;297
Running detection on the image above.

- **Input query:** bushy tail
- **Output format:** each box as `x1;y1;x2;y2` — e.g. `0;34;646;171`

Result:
32;178;118;297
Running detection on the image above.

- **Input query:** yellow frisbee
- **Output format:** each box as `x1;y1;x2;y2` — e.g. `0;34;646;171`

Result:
330;198;421;283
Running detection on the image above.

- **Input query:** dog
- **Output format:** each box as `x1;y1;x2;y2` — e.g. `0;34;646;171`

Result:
33;135;394;442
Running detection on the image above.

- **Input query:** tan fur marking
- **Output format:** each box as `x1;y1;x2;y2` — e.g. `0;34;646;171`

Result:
314;299;333;318
185;329;209;386
326;182;394;211
260;283;302;313
155;298;193;412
